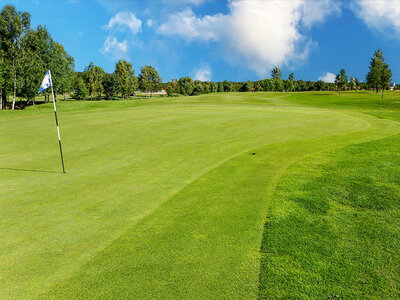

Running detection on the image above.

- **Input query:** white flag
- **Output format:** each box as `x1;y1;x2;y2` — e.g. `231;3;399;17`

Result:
38;70;52;94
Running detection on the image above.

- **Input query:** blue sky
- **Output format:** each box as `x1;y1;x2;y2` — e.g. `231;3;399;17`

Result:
6;0;400;83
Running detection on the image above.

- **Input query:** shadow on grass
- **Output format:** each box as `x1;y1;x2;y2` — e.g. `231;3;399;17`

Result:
0;167;64;174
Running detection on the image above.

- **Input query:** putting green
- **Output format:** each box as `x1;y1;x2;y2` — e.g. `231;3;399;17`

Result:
0;93;399;298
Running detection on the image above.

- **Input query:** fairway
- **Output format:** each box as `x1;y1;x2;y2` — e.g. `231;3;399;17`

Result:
1;92;399;298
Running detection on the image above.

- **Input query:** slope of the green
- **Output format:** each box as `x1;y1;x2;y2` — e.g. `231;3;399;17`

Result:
259;134;400;299
0;92;399;298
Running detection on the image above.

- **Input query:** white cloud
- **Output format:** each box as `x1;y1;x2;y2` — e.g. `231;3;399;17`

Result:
146;19;155;28
101;11;142;59
101;36;128;56
318;72;336;83
104;11;142;34
193;64;212;81
157;0;341;76
158;8;222;42
351;0;400;37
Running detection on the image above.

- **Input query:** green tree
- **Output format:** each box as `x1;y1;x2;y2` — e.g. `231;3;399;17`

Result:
102;73;118;100
314;80;324;91
166;84;174;97
72;76;88;100
17;38;42;105
115;60;137;99
0;49;7;109
138;65;161;96
178;77;194;95
222;80;233;92
286;73;295;92
84;62;105;100
335;69;348;94
366;49;392;98
349;76;356;90
379;62;392;98
217;82;224;92
262;79;273;91
271;67;281;80
271;67;283;92
210;81;218;93
52;43;74;101
192;80;204;95
240;80;253;92
0;5;31;109
366;49;383;92
354;78;361;91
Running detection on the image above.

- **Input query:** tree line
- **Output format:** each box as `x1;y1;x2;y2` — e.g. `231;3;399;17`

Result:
0;5;395;110
74;61;163;101
0;5;74;109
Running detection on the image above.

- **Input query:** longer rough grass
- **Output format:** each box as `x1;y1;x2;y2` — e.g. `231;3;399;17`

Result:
0;91;399;298
259;134;400;299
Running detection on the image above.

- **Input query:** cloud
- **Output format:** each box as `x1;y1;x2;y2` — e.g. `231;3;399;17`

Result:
101;11;142;59
157;0;341;76
146;19;155;28
101;36;128;55
193;64;212;81
158;8;222;42
318;72;336;83
104;11;142;34
351;0;400;37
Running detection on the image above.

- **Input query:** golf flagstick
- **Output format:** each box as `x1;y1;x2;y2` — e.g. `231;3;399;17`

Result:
49;70;66;173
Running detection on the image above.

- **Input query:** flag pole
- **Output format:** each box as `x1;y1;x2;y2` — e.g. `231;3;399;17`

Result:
49;70;66;173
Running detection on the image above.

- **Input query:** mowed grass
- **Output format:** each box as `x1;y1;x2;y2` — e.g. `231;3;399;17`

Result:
259;135;400;299
0;91;399;298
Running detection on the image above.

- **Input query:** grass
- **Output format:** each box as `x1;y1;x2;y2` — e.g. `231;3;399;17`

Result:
0;91;399;298
259;134;400;299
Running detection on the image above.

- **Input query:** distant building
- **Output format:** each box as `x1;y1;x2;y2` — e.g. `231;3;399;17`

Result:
389;83;396;90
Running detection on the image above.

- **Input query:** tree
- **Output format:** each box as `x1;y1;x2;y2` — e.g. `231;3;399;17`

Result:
72;76;88;100
366;49;383;92
166;85;174;97
192;80;204;95
0;5;31;110
222;80;233;92
286;73;295;92
379;62;392;98
354;78;361;91
0;49;7;109
167;79;180;94
262;79;273;91
314;80;324;91
366;49;392;98
271;67;283;92
240;80;253;92
349;76;356;90
51;43;74;101
210;81;218;93
115;60;137;99
84;62;105;100
217;82;224;93
335;69;348;94
178;77;194;95
138;65;161;96
17;38;42;105
102;73;118;100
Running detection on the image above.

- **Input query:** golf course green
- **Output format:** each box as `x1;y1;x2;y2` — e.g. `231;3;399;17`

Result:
1;92;399;298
